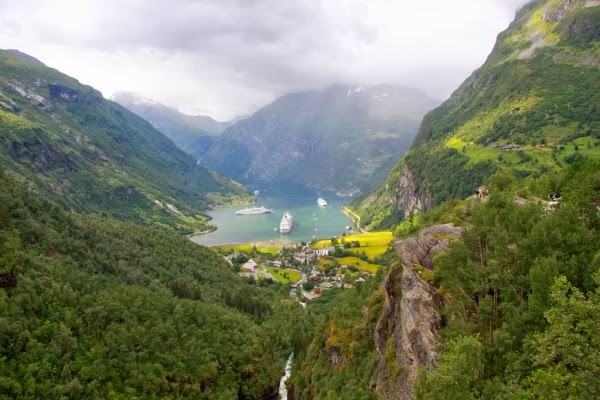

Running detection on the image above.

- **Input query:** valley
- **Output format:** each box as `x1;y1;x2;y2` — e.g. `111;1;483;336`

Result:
190;181;353;246
1;0;599;399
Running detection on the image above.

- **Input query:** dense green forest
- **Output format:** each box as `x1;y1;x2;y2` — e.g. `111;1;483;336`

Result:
417;159;600;399
0;170;306;399
288;159;600;399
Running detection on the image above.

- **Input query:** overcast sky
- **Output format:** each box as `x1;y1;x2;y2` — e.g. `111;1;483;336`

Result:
0;0;529;120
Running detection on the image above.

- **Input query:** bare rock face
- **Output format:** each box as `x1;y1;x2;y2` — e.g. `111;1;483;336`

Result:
373;224;462;400
394;163;433;217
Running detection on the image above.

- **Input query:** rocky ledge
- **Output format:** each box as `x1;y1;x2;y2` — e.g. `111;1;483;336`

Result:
373;223;462;400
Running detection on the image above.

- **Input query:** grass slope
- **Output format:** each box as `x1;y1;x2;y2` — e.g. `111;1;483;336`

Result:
352;0;600;230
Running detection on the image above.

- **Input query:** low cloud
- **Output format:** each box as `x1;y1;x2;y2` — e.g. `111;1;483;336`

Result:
0;0;530;119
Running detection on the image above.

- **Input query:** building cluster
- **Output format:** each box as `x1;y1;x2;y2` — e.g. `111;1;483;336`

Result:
293;246;335;264
230;244;377;303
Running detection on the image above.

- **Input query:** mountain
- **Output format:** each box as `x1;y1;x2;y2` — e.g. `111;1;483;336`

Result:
199;85;440;193
0;49;251;234
352;0;600;229
111;91;240;158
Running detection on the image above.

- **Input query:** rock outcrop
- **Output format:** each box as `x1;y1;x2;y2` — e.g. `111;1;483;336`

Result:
373;224;462;400
393;163;433;217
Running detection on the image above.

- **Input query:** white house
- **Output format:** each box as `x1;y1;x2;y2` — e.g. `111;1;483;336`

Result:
241;259;258;272
314;246;335;257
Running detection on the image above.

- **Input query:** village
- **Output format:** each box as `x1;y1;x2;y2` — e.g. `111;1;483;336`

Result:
217;231;393;302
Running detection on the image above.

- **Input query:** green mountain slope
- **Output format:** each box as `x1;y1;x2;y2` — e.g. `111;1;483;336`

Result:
199;85;439;193
288;158;600;400
111;91;239;159
0;170;304;399
353;0;600;229
0;50;250;233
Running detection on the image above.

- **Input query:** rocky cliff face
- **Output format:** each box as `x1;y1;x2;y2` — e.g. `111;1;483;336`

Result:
373;224;462;400
393;163;433;217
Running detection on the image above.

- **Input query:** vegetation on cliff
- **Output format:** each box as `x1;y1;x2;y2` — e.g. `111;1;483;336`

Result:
416;159;600;399
352;0;600;231
288;158;599;399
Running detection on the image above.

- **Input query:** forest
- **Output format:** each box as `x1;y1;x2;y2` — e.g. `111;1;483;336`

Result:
0;170;309;399
288;159;600;399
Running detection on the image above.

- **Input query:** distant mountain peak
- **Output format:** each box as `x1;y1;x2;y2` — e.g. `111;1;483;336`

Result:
112;91;240;158
200;84;440;192
1;49;45;66
111;91;158;107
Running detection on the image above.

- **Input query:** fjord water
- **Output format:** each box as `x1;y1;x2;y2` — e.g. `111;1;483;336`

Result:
190;181;352;246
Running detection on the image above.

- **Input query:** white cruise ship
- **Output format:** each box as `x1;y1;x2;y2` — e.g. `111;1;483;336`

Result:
236;205;273;215
280;212;293;233
317;197;328;206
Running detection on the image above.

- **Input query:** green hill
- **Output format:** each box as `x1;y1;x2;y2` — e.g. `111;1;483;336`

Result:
0;50;251;233
352;0;600;230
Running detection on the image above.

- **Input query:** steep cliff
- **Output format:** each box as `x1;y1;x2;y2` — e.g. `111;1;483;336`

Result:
288;223;463;400
352;0;600;229
351;162;434;230
373;224;462;400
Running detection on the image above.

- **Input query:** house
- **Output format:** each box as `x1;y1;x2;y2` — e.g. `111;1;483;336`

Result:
241;259;258;272
303;292;319;301
314;246;335;257
294;250;316;264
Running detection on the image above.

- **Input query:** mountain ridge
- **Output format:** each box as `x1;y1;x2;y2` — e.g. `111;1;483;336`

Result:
199;84;440;192
0;49;251;233
352;0;600;230
111;91;242;158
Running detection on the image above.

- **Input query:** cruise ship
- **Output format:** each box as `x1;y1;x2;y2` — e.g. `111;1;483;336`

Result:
235;205;273;215
280;212;293;233
317;197;328;206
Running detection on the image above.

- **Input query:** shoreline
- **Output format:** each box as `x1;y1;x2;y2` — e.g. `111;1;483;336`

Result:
194;239;299;248
186;226;217;239
340;206;360;231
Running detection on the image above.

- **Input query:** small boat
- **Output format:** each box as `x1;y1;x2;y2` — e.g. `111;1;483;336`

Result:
317;198;328;206
253;190;260;196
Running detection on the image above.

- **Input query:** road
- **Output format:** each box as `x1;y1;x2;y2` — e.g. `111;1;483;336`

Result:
341;206;361;231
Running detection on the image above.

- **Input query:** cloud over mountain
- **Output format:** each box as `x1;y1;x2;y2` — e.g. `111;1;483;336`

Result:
0;0;530;119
